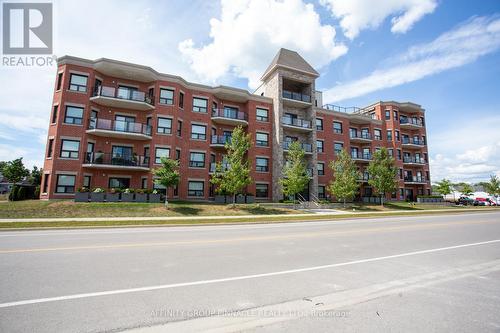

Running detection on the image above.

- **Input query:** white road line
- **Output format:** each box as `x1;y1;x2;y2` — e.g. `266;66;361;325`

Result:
1;239;499;309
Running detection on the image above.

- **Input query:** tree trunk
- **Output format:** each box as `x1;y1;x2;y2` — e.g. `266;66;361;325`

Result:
293;193;296;210
164;191;169;209
343;198;346;208
233;193;236;208
381;194;384;206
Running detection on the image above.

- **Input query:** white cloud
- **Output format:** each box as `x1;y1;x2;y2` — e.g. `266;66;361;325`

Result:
178;0;348;89
320;0;437;39
323;15;500;103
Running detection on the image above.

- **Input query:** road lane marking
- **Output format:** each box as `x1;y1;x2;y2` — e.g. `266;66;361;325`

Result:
0;219;496;254
0;239;499;309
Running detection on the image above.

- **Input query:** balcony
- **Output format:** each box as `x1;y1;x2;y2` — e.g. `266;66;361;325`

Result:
210;135;231;148
82;152;150;171
402;138;425;148
209;162;230;173
358;175;370;183
349;132;372;143
282;141;313;155
90;86;155;111
282;117;312;132
87;118;152;140
282;90;312;108
404;176;427;184
211;108;248;126
351;153;372;162
403;156;426;165
400;118;423;128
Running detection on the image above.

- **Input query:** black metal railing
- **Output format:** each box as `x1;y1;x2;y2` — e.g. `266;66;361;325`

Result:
404;176;427;183
92;86;154;105
402;138;425;145
282;90;311;103
88;118;152;136
350;132;372;140
282;116;312;129
211;108;248;121
83;152;149;168
351;152;372;160
282;141;313;153
403;156;426;164
211;135;232;145
400;118;423;126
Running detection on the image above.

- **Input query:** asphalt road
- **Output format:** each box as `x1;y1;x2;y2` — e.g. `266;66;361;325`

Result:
1;211;499;332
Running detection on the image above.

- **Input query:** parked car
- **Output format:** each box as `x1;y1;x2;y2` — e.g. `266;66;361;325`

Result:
456;196;474;206
473;198;496;206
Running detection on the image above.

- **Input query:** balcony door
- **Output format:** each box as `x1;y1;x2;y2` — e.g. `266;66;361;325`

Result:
112;146;133;165
223;106;238;119
117;85;138;100
115;115;136;133
351;147;358;158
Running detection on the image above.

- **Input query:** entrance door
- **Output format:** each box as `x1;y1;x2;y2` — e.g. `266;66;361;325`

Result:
405;188;414;201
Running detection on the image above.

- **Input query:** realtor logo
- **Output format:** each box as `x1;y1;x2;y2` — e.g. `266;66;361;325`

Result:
2;3;53;54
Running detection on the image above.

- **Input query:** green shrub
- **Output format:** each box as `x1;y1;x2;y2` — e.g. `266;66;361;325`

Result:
17;186;27;201
34;185;40;199
9;185;18;201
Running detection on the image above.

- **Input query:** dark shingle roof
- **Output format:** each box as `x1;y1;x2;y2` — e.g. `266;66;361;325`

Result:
261;48;319;80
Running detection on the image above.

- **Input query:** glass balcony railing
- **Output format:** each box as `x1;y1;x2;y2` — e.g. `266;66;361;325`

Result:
211;135;232;145
402;138;425;146
351;153;372;160
88;118;152;136
209;162;230;173
211;108;247;121
84;152;149;168
92;86;154;105
404;176;427;183
403;156;426;164
400;118;423;126
283;141;313;153
350;132;372;140
282;117;312;129
282;90;311;103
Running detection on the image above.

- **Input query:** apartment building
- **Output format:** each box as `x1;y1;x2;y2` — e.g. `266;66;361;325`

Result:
41;48;431;202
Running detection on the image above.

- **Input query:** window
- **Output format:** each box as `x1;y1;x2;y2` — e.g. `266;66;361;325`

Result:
175;149;181;161
64;106;84;125
47;139;54;158
316;140;324;153
374;129;381;140
399;169;403;180
256;108;269;122
60;140;80;159
395;130;400;141
387;130;392;141
191;124;207;140
83;175;91;188
397;149;402;160
317;162;325;176
43;174;49;193
141;178;148;189
255;184;269;198
388;149;393;157
177;120;182;136
155;147;170;164
179;92;184;108
393;110;398;120
333;122;342;134
316;118;323;130
193;97;208;113
318;186;325;199
143;147;150;164
189;152;206;168
256;157;269;172
385;110;390;120
188;181;204;197
334;142;343;154
157;117;172;134
55;175;75;193
69;74;87;92
159;88;174;105
108;177;130;189
51;105;58;123
56;73;63;90
256;132;269;146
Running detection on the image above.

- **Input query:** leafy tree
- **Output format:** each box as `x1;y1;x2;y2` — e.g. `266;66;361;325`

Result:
484;175;500;197
29;166;43;185
367;148;398;206
435;179;453;197
0;161;6;173
1;158;29;183
152;157;180;209
280;141;310;208
328;149;360;207
210;126;252;207
459;183;474;196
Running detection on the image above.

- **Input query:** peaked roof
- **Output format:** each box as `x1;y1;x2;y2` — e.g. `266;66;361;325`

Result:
261;48;319;80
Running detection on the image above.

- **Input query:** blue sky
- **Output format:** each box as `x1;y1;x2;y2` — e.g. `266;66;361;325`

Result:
0;0;499;183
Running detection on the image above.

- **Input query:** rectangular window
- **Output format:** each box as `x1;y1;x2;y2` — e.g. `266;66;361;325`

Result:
316;140;324;153
189;152;206;168
188;181;204;197
51;105;58;123
64;106;84;125
397;149;402;160
256;157;269;172
317;162;325;176
387;130;392;141
43;174;49;193
333;122;342;134
60;139;80;159
179;92;184;108
109;177;130;189
374;129;381;140
159;88;174;105
141;178;148;189
69;74;88;92
83;175;91;188
256;108;269;122
56;73;63;90
193;97;208;113
393;110;398;120
385;110;390;120
191;124;207;140
175;149;181;161
155;147;170;164
334;142;343;154
256;132;269;146
55;175;75;193
395;130;400;141
47;139;54;158
157;117;172;134
177;120;182;136
316;118;323;130
255;184;269;198
318;185;325;199
388;149;394;157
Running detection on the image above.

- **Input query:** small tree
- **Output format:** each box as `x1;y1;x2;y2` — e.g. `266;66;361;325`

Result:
29;166;43;186
367;148;398;206
152;157;180;209
280;141;310;208
484;175;500;197
210;126;252;207
460;183;474;196
1;158;29;184
328;149;360;207
435;179;453;198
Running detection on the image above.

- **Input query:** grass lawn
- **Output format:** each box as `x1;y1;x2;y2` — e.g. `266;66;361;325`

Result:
0;200;302;219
